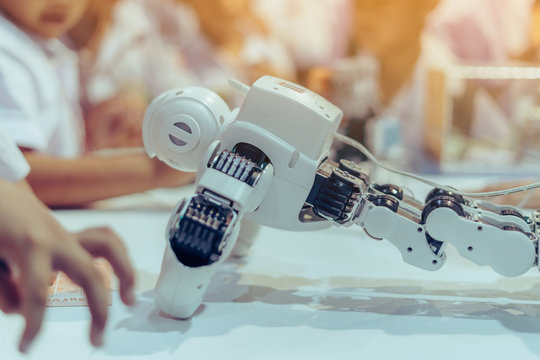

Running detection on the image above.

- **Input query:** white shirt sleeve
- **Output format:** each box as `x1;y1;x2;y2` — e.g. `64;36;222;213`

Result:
0;50;50;152
0;124;30;182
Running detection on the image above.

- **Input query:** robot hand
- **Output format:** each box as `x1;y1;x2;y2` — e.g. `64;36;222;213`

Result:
143;76;341;318
143;76;540;319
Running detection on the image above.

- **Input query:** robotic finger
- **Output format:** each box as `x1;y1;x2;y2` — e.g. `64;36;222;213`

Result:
422;190;537;277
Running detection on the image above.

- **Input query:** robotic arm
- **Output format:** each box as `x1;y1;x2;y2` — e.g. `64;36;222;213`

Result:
143;76;540;319
308;159;538;276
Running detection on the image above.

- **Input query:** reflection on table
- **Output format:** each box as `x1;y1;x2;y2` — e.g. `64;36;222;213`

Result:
1;180;540;360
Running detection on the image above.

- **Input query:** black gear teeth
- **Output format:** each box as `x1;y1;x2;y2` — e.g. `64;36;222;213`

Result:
211;150;262;186
169;195;235;267
310;168;362;222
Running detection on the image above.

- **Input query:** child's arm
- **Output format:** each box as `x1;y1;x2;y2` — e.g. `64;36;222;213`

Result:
23;151;194;207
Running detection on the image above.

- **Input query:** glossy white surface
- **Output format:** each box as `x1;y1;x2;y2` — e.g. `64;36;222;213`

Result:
2;180;540;359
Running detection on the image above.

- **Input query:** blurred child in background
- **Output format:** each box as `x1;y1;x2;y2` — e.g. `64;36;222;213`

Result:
0;0;193;207
177;0;297;87
252;0;353;83
68;0;208;151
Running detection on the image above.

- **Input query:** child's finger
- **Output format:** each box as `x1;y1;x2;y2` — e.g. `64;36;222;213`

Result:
76;227;135;305
55;246;109;347
17;250;50;353
0;270;20;314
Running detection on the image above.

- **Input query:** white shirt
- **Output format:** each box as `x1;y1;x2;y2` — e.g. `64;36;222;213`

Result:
0;125;30;182
0;11;84;158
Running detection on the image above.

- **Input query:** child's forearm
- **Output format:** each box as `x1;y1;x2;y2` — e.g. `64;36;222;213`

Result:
24;153;193;207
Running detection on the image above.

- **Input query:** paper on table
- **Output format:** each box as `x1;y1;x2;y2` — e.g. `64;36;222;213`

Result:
47;259;112;307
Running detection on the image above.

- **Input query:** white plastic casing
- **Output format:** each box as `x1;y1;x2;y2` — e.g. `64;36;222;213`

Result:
155;163;273;319
143;87;231;171
237;76;341;161
356;203;445;271
198;76;343;231
154;202;241;319
425;207;535;276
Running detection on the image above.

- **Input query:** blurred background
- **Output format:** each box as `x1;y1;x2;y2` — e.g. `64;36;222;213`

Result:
69;0;540;175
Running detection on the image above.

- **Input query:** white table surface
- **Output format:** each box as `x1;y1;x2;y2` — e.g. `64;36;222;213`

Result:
2;176;540;360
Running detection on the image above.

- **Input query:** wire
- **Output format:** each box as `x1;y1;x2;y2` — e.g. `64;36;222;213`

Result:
517;190;534;208
229;78;251;95
334;132;540;198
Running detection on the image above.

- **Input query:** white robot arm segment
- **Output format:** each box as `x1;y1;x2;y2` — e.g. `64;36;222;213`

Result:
154;148;273;318
143;86;232;172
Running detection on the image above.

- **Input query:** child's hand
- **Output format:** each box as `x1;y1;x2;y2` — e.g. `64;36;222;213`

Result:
85;94;148;151
0;180;135;353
